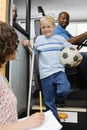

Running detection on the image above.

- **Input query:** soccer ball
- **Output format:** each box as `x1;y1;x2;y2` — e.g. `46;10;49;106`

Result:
60;46;82;68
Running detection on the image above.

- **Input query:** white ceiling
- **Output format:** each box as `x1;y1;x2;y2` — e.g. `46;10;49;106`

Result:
31;0;87;20
14;0;87;20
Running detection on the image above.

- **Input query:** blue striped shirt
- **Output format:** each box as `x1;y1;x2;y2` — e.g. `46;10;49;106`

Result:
34;35;73;79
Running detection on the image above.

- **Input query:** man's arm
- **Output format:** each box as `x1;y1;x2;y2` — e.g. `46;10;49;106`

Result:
22;39;33;55
13;21;29;39
67;31;87;45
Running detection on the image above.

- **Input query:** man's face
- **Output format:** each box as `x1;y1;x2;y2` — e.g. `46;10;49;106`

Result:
12;5;17;21
58;12;69;29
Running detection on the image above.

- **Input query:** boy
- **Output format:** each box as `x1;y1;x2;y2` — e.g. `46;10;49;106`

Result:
23;15;82;121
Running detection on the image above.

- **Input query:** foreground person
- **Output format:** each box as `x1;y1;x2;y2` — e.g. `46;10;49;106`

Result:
0;21;44;130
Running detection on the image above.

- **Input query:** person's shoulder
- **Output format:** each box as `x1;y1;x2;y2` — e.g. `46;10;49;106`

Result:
55;24;61;29
53;24;63;34
53;34;65;40
0;72;5;87
35;35;45;45
35;35;45;41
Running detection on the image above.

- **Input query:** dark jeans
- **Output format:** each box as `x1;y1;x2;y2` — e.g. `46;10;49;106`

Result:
41;71;71;121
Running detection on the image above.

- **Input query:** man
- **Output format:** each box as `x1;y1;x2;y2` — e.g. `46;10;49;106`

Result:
54;11;87;84
54;11;87;45
12;4;17;21
12;4;29;39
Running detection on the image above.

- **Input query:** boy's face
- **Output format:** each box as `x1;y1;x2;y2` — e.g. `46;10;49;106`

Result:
40;20;55;37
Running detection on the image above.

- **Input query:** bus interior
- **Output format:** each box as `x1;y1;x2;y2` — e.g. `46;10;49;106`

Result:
3;0;87;129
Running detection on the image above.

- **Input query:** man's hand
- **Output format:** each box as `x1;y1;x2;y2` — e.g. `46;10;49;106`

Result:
22;39;33;55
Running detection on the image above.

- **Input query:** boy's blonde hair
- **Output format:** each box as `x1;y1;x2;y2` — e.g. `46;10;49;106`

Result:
40;15;56;27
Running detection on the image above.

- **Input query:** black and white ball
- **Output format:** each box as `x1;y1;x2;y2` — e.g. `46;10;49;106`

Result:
60;46;81;68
